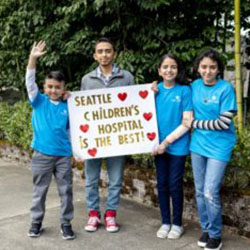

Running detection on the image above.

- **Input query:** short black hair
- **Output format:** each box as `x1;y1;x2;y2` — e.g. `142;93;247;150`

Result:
46;71;65;83
158;53;189;85
95;37;116;51
194;49;224;77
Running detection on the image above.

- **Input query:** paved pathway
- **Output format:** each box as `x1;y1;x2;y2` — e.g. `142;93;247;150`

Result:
0;159;249;250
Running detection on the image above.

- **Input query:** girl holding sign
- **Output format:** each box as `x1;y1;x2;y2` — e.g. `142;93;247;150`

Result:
153;54;193;239
183;49;237;250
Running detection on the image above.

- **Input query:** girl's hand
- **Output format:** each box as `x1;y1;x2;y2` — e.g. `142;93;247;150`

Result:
152;144;159;155
182;116;194;128
152;142;168;155
151;81;159;93
30;41;47;58
157;143;167;154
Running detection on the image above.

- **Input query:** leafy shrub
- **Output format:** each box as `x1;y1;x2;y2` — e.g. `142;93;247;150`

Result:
226;128;250;189
0;101;32;150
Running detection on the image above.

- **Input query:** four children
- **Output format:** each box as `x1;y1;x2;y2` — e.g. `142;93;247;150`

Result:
24;38;236;250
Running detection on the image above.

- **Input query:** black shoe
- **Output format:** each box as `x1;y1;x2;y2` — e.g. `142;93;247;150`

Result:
205;238;222;250
28;222;43;237
198;232;209;247
61;224;75;240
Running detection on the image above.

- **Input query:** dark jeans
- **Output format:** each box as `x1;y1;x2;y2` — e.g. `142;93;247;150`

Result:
155;153;186;226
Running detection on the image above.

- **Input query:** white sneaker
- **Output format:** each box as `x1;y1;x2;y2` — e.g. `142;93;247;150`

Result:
168;225;184;239
156;224;171;239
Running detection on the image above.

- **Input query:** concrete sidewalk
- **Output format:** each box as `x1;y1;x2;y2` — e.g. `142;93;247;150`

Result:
0;159;249;250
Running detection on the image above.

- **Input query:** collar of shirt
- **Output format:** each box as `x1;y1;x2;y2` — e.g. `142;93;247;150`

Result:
96;64;119;85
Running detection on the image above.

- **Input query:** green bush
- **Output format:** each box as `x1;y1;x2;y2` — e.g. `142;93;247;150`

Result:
0;101;32;150
226;128;250;189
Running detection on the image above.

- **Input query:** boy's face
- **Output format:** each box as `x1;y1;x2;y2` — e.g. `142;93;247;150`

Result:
44;79;65;101
93;42;116;67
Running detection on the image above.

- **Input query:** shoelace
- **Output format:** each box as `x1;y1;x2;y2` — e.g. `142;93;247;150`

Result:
106;216;116;226
88;216;100;225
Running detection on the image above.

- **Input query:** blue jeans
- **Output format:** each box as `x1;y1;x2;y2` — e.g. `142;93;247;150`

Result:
85;156;125;212
155;153;186;226
191;152;228;239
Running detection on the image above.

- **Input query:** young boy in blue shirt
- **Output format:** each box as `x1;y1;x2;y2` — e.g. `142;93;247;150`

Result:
26;41;75;240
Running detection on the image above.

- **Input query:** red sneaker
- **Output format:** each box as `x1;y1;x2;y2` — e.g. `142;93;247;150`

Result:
104;210;120;233
84;210;101;232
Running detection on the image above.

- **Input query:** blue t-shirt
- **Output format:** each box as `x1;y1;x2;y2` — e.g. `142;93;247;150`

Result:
30;91;72;156
155;82;193;156
190;78;237;162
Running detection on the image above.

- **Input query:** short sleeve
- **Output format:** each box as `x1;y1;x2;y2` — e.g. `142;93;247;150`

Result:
30;91;44;108
220;84;237;114
182;86;193;111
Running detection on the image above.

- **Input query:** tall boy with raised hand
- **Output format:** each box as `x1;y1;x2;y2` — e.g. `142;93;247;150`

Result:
81;37;134;233
26;41;75;240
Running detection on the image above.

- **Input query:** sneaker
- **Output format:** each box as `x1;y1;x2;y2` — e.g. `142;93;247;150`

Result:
167;225;184;239
27;222;43;237
104;210;120;233
85;210;101;232
61;224;75;240
156;224;171;239
205;238;222;250
198;232;209;247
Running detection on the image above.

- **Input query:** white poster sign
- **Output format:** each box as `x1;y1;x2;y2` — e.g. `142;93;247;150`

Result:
68;84;159;160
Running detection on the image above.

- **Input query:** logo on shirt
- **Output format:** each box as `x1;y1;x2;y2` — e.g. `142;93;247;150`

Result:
203;95;219;104
60;109;68;116
172;95;181;102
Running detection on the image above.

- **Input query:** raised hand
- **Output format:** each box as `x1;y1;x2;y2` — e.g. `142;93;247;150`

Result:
30;40;47;58
27;40;47;69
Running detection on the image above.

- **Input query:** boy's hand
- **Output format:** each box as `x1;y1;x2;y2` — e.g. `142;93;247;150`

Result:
30;41;47;58
62;91;71;101
27;41;47;69
74;156;84;163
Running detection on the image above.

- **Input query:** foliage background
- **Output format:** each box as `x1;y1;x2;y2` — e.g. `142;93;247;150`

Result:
0;0;249;95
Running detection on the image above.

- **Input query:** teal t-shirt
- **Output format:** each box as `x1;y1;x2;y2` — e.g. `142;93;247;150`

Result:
190;78;237;162
30;91;72;156
155;82;192;156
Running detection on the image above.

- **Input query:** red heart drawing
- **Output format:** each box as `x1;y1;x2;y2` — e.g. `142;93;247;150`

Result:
118;92;127;101
80;124;89;133
139;90;148;99
147;132;156;141
88;148;97;157
143;112;153;121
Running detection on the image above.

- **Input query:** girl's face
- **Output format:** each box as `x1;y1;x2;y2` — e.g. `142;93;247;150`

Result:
198;57;219;85
158;57;178;86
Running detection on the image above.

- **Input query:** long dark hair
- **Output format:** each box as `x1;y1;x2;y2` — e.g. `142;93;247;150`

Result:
194;48;224;78
158;53;189;85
